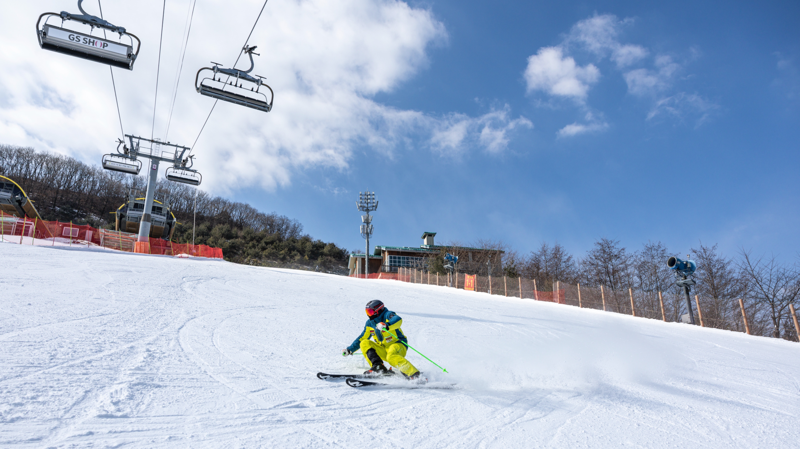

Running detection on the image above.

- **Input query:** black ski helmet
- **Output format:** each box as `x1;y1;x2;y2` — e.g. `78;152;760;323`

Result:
365;300;385;319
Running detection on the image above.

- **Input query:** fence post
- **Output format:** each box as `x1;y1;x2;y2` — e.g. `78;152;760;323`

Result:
0;210;5;242
601;285;606;311
658;291;666;322
455;269;459;289
554;281;566;304
738;298;750;335
436;272;439;286
428;271;430;285
629;288;636;317
519;277;523;299
533;279;538;301
504;276;508;297
695;295;704;327
489;272;492;295
32;218;38;245
577;283;582;308
69;221;73;247
53;220;57;246
789;303;800;342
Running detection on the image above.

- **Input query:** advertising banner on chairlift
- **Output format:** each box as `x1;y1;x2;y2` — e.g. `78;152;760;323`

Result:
44;25;130;57
464;274;476;291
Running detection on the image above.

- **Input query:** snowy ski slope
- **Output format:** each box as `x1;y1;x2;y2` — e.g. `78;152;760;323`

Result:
1;242;799;448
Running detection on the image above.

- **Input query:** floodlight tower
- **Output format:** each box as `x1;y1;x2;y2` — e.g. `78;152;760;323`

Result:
356;191;378;278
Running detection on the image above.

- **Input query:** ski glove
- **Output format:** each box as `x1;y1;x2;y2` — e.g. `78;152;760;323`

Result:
342;348;352;356
376;322;388;332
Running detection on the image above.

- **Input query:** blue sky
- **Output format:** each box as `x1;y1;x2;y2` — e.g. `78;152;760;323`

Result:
244;0;800;260
2;0;798;262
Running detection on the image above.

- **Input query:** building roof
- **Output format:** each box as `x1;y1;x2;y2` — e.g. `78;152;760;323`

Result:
373;245;438;255
348;253;383;258
421;231;437;238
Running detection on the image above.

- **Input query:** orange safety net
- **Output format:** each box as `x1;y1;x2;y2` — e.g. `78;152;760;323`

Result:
0;210;223;260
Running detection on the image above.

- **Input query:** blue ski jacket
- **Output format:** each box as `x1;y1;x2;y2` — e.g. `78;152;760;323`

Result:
347;308;408;353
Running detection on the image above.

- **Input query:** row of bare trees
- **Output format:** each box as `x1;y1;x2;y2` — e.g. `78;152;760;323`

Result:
0;145;303;240
432;238;800;341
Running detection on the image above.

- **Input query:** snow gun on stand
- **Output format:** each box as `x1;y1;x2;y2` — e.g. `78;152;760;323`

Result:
668;256;698;325
444;253;458;288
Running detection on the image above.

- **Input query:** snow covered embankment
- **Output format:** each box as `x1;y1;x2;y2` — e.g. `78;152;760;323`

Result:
1;241;799;448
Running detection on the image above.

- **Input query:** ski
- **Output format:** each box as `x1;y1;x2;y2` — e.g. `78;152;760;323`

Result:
345;378;386;387
317;372;374;380
344;377;456;389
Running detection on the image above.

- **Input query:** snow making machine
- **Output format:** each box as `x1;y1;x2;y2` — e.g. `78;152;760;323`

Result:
0;175;45;221
115;196;177;240
36;0;141;70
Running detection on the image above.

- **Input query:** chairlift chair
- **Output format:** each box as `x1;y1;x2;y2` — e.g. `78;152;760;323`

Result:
0;175;45;222
102;154;142;175
36;0;141;70
102;139;141;174
166;168;202;186
165;154;202;186
116;196;176;240
195;46;274;113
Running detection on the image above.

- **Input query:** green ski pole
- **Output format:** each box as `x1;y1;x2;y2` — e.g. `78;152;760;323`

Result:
384;329;448;373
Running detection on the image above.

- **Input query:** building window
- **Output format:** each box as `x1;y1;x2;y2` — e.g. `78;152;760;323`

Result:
387;255;425;268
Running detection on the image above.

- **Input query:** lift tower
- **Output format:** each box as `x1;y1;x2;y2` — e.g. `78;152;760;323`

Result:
102;135;200;252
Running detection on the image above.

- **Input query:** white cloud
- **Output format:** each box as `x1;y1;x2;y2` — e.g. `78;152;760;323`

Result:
431;107;533;155
624;55;681;96
0;0;526;194
647;92;718;126
523;12;716;133
524;47;600;101
568;14;647;68
557;112;608;137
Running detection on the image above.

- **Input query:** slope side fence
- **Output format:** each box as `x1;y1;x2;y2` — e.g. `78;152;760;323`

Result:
0;210;223;259
387;267;800;342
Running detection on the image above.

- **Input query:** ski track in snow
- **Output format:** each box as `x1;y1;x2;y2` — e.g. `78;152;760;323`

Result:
1;242;799;448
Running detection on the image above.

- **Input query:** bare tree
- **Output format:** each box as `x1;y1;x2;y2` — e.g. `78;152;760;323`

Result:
524;242;578;289
631;241;672;318
739;250;800;338
691;243;746;330
581;238;633;312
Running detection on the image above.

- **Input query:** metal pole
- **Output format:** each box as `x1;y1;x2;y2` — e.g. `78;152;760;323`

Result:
138;159;160;243
192;187;198;246
365;212;369;278
683;285;695;325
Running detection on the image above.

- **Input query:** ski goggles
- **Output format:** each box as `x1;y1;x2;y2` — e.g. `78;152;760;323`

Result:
365;307;382;317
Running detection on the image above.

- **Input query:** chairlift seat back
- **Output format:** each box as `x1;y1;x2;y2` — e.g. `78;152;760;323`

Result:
102;154;141;175
166;168;202;186
39;24;136;70
197;83;273;113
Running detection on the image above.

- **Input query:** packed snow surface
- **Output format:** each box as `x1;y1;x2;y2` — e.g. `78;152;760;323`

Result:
1;242;799;448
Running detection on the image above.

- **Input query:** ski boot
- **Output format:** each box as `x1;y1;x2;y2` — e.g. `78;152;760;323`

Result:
363;363;392;378
405;371;426;384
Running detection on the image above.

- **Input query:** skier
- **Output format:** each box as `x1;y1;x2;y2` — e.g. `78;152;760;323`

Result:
342;300;421;379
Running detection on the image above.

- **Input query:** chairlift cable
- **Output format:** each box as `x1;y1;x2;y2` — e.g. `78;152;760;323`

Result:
97;1;125;139
188;0;271;154
151;0;168;142
165;0;199;141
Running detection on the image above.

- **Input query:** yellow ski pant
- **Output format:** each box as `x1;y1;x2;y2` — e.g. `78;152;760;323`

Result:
359;339;419;377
